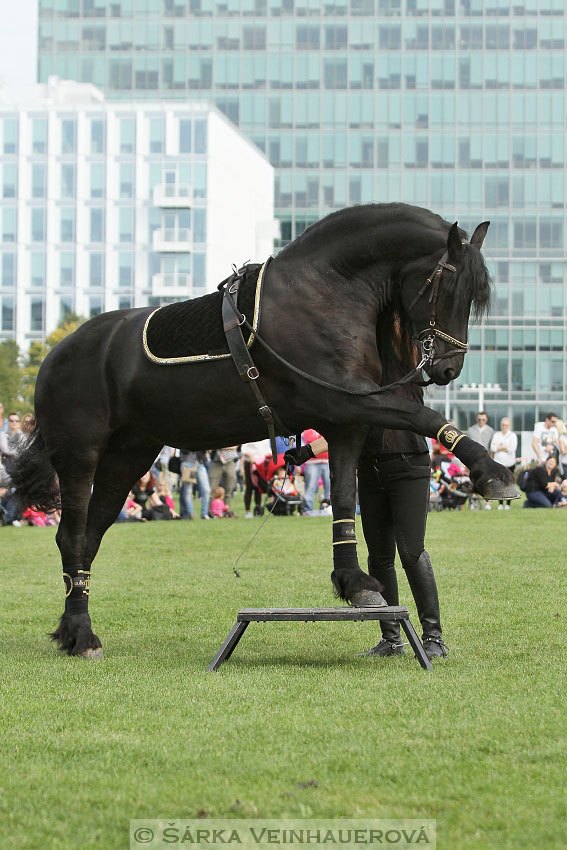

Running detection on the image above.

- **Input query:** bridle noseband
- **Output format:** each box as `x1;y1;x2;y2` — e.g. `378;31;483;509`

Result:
409;244;470;371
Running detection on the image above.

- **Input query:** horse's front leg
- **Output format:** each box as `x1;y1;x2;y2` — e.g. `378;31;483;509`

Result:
325;426;387;607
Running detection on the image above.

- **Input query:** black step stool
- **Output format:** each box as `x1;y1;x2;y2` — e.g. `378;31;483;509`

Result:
208;606;432;671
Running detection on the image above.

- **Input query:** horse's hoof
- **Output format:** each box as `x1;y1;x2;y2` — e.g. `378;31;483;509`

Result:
482;479;521;500
350;589;388;607
80;647;104;660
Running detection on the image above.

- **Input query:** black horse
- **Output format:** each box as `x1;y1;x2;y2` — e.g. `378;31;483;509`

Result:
13;203;516;658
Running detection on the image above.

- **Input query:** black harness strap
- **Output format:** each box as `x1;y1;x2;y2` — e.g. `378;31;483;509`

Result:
221;261;282;462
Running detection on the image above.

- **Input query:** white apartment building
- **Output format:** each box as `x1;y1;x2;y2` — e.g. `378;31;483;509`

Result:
0;78;277;349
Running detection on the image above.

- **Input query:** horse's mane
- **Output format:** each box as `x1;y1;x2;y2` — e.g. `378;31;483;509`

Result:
279;203;492;319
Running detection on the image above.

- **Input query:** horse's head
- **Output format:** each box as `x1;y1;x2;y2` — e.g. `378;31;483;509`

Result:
400;221;491;385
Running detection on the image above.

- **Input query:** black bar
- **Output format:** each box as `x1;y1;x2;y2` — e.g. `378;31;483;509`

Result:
208;621;249;672
400;618;432;671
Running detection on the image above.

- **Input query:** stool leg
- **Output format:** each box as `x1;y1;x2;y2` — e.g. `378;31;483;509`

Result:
208;621;249;671
400;618;432;671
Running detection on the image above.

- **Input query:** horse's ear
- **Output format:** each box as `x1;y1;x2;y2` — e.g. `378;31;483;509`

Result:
446;222;463;265
470;221;490;250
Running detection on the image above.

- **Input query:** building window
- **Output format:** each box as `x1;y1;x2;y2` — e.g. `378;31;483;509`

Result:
149;118;164;153
1;253;15;287
118;296;132;310
90;118;105;154
60;208;75;243
90;163;105;198
61;119;76;154
118;252;133;288
119;208;135;242
2;208;16;243
89;296;103;317
192;253;205;289
30;297;45;332
32;208;46;242
32;164;47;199
119;163;134;198
119;116;136;153
30;252;46;288
32;118;48;154
60;252;75;287
1;296;14;331
89;252;104;287
59;295;74;323
2;118;18;154
2;164;17;198
179;119;191;153
195;120;206;153
89;208;104;242
61;164;76;198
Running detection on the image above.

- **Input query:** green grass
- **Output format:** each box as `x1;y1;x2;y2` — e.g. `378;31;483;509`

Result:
1;497;565;850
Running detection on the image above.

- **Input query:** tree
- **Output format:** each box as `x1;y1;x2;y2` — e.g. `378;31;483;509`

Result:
0;339;23;412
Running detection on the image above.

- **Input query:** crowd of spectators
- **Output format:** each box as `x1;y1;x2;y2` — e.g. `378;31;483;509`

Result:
3;403;567;526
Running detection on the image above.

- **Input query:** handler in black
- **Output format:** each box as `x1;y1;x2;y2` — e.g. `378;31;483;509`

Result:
286;427;447;661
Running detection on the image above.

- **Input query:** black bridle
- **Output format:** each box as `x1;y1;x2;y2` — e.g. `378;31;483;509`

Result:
409;246;470;370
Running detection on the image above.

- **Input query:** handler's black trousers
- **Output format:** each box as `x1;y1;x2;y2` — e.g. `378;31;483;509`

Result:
357;452;434;638
358;451;430;577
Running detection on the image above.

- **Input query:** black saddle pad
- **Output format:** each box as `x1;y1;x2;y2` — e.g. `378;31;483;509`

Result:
143;263;264;364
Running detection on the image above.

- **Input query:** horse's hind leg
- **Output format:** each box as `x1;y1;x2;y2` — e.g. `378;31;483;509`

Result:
325;425;387;607
51;450;103;658
83;438;162;570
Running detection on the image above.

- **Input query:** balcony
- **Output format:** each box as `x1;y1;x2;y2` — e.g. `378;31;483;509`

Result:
152;273;191;297
153;184;193;208
152;227;191;252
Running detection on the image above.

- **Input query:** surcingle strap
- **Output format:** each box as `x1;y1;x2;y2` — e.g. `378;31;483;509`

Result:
221;259;280;462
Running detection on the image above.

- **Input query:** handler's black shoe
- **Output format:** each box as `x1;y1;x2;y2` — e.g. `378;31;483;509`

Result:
359;638;405;657
422;635;448;659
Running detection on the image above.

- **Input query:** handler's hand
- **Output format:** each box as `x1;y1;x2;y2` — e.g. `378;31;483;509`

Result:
284;444;315;466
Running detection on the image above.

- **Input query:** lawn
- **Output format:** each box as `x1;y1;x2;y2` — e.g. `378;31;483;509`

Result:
1;498;565;850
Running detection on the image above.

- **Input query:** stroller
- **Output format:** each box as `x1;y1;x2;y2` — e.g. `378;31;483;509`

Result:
434;459;473;510
253;453;303;516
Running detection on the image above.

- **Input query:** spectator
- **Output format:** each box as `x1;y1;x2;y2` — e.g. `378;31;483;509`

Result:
21;413;35;435
467;412;495;510
301;428;331;514
555;480;567;508
523;455;561;508
0;402;8;434
155;480;180;519
266;466;301;515
466;411;494;451
179;450;211;520
532;412;559;464
132;471;161;520
240;439;271;518
0;412;25;462
208;448;239;510
556;420;567;479
209;486;233;518
116;491;146;523
490;418;518;510
0;459;21;526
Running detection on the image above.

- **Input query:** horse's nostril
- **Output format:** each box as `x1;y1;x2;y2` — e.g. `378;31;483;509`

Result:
444;368;455;382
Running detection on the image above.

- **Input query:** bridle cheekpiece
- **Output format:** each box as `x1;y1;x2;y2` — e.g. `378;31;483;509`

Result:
409;243;470;371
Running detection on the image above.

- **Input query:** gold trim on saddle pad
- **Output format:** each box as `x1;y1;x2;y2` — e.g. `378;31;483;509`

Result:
142;260;267;365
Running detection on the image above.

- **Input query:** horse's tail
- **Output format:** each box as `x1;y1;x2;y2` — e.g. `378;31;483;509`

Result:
8;426;61;512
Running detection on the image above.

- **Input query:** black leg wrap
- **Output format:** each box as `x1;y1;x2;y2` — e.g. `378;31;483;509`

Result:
50;566;103;657
63;566;91;616
437;426;485;469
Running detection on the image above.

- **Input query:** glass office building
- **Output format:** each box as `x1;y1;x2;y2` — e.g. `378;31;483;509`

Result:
36;0;567;429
